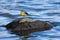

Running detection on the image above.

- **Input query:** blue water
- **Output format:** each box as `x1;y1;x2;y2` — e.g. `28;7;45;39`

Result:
0;0;60;40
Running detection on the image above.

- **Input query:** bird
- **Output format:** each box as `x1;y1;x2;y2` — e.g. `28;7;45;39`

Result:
20;10;29;16
5;10;53;40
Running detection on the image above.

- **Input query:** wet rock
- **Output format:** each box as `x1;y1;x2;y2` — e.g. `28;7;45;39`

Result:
5;18;53;36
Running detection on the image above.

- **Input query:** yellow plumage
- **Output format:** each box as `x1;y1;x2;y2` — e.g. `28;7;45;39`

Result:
20;10;27;16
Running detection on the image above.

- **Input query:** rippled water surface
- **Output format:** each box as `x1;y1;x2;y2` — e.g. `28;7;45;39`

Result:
0;0;60;40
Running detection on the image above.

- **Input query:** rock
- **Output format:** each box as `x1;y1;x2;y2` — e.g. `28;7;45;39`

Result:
5;18;53;36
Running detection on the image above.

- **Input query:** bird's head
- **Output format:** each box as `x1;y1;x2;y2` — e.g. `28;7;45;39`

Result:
20;10;28;16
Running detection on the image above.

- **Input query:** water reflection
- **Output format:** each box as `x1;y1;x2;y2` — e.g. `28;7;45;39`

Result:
22;35;36;40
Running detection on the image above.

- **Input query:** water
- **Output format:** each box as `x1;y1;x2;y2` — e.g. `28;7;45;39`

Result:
0;0;60;40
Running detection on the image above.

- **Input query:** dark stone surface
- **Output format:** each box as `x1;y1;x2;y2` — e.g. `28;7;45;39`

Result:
5;18;53;36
